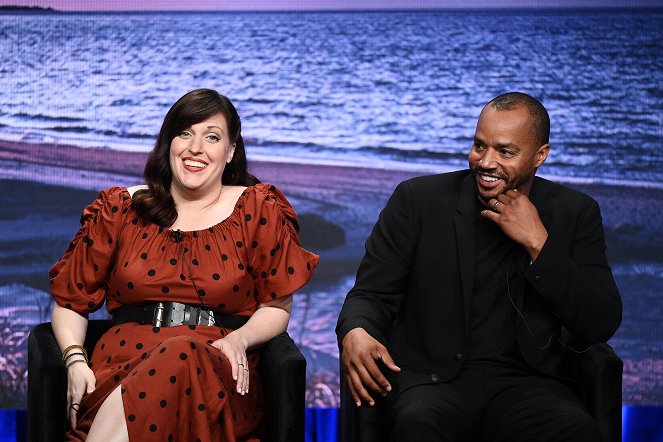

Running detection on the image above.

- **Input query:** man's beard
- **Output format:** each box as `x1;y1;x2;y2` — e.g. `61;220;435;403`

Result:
471;166;534;204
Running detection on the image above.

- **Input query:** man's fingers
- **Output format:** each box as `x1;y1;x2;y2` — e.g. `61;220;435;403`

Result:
377;348;401;375
481;209;498;220
346;374;362;407
356;359;388;396
348;369;376;406
363;356;392;393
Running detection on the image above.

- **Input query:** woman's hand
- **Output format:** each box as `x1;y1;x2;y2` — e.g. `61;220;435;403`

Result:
210;297;292;396
67;361;96;429
211;332;250;395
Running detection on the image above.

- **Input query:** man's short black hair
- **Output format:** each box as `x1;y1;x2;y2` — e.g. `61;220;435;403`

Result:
489;92;550;147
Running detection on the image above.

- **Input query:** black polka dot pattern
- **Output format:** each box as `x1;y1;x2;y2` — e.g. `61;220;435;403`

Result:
49;185;318;439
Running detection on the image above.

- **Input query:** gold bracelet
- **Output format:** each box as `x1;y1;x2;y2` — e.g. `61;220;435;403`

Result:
62;345;87;361
64;352;88;364
66;359;88;369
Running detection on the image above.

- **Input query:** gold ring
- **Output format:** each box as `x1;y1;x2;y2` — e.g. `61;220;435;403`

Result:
493;201;500;209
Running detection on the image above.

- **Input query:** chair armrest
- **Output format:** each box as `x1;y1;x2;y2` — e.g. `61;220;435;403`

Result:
577;343;623;442
27;320;113;442
28;323;304;442
27;323;67;442
339;364;387;442
259;332;307;442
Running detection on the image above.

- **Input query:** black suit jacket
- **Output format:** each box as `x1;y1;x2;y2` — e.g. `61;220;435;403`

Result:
337;170;622;393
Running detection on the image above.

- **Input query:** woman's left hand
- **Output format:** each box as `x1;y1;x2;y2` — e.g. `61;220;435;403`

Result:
211;332;250;395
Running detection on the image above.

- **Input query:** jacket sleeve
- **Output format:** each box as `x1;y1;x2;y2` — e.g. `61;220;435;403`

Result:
524;198;622;344
336;181;418;346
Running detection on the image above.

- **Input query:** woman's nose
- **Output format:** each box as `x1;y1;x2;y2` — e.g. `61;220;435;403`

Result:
188;136;204;154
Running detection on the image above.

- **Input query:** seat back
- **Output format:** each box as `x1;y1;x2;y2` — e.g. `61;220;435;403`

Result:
339;343;623;442
28;320;306;442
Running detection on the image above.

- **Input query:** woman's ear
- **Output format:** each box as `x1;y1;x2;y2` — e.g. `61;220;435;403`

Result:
227;144;236;164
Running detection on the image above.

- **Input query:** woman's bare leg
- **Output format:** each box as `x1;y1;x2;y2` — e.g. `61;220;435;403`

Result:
86;386;128;442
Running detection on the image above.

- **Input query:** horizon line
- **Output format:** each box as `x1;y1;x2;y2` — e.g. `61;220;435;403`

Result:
2;5;662;12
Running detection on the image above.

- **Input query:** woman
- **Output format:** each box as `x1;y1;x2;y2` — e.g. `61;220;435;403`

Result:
49;88;319;441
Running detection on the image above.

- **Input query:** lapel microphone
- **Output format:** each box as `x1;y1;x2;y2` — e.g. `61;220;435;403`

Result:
172;229;182;243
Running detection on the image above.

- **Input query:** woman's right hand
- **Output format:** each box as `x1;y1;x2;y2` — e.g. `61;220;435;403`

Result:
67;361;96;429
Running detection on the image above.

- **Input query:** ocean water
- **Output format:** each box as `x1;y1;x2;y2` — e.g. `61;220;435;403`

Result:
0;9;661;184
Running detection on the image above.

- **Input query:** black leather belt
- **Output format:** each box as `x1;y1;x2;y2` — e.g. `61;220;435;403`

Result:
112;302;249;329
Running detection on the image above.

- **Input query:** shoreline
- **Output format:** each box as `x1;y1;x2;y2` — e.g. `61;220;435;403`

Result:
2;138;662;233
2;137;662;196
0;138;421;196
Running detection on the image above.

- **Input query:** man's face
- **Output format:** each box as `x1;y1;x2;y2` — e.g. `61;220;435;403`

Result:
468;106;549;205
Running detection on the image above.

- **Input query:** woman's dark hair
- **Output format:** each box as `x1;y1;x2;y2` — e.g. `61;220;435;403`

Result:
132;88;259;227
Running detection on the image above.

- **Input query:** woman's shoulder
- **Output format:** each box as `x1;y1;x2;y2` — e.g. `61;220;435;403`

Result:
89;186;132;208
244;183;286;199
80;186;132;225
241;183;299;231
242;183;290;208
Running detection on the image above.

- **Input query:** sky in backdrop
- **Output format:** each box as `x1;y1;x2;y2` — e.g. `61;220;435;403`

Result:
1;0;662;11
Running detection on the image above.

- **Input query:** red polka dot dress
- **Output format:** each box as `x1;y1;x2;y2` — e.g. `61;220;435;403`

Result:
49;184;319;441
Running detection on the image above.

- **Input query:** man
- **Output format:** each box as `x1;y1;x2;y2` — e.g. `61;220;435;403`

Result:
336;92;622;441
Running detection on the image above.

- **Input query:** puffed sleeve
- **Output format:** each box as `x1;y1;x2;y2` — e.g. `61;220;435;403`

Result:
49;187;130;315
243;184;319;304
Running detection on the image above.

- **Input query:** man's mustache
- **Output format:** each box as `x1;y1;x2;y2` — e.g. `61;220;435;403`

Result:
471;166;508;181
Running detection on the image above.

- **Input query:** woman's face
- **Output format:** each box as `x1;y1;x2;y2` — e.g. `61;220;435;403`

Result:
169;113;236;197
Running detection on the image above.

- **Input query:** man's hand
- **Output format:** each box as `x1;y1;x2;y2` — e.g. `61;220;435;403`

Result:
341;327;400;407
481;189;548;261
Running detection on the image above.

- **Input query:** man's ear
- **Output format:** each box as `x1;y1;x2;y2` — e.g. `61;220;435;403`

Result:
534;143;550;168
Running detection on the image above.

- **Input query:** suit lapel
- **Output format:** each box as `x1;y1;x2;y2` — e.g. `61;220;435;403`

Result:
512;177;552;309
529;178;552;226
453;174;478;335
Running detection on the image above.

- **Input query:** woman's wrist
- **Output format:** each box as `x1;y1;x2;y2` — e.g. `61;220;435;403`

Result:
66;358;89;369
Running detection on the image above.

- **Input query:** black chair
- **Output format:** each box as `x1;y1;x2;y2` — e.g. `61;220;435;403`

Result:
28;320;306;442
339;343;623;442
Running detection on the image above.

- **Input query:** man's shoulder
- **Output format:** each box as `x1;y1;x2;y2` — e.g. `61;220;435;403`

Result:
533;176;597;208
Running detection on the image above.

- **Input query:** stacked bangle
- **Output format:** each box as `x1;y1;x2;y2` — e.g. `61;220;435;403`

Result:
64;352;87;363
62;344;89;365
62;344;87;359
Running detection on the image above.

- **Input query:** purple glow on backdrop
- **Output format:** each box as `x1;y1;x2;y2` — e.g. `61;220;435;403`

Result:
1;0;662;10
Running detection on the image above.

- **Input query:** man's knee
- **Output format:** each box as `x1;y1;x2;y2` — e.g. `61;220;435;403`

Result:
563;411;600;442
483;405;600;442
388;395;474;442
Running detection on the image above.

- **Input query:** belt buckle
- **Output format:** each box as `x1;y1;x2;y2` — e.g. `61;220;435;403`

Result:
153;302;165;327
198;308;214;326
190;307;215;326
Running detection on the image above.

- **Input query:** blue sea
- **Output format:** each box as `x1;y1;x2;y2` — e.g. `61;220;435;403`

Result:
0;9;661;185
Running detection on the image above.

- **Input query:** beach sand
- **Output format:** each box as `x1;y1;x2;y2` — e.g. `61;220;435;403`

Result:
1;139;662;406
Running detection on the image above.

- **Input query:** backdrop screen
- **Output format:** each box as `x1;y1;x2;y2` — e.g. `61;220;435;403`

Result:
0;7;661;409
